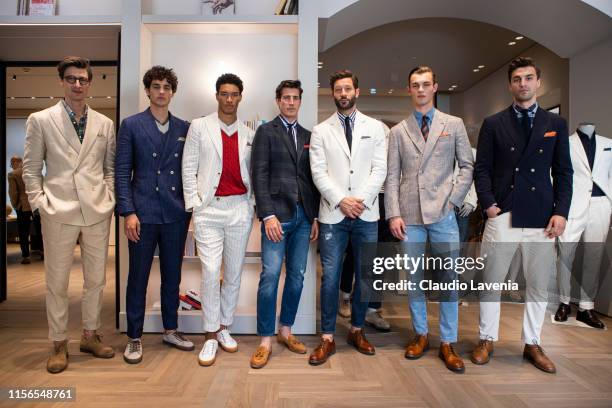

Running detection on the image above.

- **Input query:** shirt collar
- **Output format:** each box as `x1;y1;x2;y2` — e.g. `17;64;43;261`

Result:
577;128;595;142
413;107;435;124
217;113;239;136
62;99;88;118
512;102;538;115
337;109;357;124
278;115;297;128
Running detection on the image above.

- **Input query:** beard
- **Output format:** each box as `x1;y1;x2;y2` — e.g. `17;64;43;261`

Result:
334;95;357;111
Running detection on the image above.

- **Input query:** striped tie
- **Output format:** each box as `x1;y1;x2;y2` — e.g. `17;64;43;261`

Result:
421;116;429;141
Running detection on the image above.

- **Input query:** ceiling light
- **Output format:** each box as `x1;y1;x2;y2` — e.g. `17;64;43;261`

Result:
451;84;458;88
515;36;524;40
10;96;15;99
478;65;485;69
49;96;54;99
388;89;394;94
473;68;480;72
106;96;112;99
448;88;454;91
89;96;93;99
370;88;377;94
508;41;517;46
12;74;16;80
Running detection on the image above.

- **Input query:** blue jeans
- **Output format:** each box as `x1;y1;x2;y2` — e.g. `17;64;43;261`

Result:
319;217;378;334
403;211;460;343
256;204;311;336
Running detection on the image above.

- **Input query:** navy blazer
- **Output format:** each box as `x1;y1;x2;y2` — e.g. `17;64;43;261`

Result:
474;106;573;228
115;108;190;224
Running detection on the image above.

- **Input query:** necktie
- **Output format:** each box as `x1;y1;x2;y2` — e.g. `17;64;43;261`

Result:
286;122;296;150
344;115;352;152
520;108;531;142
421;116;429;141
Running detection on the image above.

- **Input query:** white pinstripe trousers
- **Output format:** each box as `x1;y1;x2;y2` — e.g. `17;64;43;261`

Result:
193;194;253;333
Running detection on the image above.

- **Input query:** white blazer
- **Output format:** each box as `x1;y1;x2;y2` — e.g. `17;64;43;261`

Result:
310;110;388;224
182;113;255;212
567;132;612;219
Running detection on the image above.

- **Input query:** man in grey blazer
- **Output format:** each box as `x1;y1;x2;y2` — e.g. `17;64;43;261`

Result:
385;66;473;373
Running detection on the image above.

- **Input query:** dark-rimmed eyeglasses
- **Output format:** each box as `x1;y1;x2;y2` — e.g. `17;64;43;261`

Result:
63;75;90;85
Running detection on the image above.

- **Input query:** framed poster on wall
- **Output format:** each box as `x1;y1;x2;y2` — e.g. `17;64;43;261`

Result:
27;0;56;16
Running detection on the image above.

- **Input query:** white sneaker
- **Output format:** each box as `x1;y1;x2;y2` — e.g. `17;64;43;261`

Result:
217;329;238;352
198;339;218;366
124;338;143;364
162;330;195;351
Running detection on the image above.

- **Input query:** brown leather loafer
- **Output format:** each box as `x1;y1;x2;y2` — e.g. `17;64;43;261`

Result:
404;334;429;359
309;338;336;366
471;339;494;365
277;333;307;354
439;343;465;373
250;346;271;369
347;329;375;355
523;344;556;374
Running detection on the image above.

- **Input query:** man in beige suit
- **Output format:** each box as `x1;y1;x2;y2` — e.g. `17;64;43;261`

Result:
23;56;116;374
385;66;473;373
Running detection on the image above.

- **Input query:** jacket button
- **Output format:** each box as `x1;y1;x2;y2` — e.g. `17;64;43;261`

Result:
216;197;220;201
157;170;161;175
152;153;157;157
350;170;354;174
515;168;519;172
510;147;515;152
214;186;217;189
530;168;535;173
171;187;176;191
170;170;174;175
539;149;544;154
510;184;514;189
531;187;536;191
174;153;179;157
348;187;352;191
155;186;159;191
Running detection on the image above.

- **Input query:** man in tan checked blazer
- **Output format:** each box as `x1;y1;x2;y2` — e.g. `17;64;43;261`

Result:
385;66;473;373
23;56;116;374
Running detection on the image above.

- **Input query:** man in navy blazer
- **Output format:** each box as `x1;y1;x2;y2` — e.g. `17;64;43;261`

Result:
115;66;194;364
471;57;572;374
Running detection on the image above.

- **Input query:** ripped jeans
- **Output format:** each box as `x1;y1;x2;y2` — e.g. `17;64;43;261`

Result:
256;204;312;336
319;217;378;333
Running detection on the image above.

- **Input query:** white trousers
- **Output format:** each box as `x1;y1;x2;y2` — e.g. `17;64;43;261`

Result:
193;195;253;333
557;196;611;310
479;212;555;344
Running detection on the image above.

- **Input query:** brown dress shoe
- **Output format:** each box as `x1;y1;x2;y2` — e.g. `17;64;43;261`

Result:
80;333;115;358
439;343;465;373
277;333;307;354
47;340;69;374
404;334;429;359
471;339;494;365
250;346;271;369
523;344;556;373
347;329;375;355
309;338;336;366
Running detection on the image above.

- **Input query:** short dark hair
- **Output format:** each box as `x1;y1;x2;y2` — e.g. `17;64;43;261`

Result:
329;70;358;89
275;79;303;100
57;56;92;80
143;66;178;92
408;66;437;85
216;73;243;94
507;57;541;82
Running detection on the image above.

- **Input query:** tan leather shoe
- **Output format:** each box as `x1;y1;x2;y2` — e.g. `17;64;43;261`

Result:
404;334;429;359
347;329;375;355
523;344;556;374
277;333;307;354
338;297;351;318
439;343;465;373
79;333;115;358
250;346;271;369
309;338;336;366
47;340;68;374
471;339;494;365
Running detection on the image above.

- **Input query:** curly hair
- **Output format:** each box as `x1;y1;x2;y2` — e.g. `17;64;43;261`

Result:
143;66;178;92
216;73;244;94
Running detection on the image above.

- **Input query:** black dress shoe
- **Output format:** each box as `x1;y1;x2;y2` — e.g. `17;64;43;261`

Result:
576;309;605;329
554;303;571;322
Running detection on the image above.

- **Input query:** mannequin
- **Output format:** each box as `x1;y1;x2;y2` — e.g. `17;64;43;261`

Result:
554;122;612;329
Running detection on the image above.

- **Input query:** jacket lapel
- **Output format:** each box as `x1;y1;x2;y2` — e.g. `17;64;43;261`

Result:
404;115;425;154
422;109;445;161
593;134;603;175
296;124;308;163
570;133;590;171
329;114;351;159
49;101;81;155
142;108;163;152
274;116;297;164
76;109;102;167
502;106;524;152
238;120;249;163
206;114;223;159
521;108;547;160
350;111;366;161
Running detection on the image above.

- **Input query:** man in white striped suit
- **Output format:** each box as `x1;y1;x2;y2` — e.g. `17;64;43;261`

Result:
182;73;255;367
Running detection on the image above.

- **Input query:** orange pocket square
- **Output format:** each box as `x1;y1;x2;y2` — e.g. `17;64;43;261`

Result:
440;132;451;137
544;131;557;137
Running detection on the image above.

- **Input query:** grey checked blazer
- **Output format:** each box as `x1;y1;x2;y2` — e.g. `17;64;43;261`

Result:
384;109;474;225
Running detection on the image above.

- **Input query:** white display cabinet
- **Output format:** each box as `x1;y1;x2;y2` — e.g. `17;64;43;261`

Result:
117;1;318;334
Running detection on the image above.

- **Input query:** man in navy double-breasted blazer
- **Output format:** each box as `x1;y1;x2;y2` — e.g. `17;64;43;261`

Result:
115;66;194;364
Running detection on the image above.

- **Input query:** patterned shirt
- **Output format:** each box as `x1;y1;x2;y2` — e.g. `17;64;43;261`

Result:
62;100;88;143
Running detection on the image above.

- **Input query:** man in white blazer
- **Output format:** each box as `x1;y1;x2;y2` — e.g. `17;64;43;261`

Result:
182;73;255;367
554;124;612;329
22;56;116;374
308;70;388;365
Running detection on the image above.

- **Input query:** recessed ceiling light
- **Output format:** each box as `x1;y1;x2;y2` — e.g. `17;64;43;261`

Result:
478;65;485;69
448;88;454;91
89;96;93;99
451;84;458;88
515;36;524;40
473;69;480;72
30;96;35;99
370;88;377;94
106;96;112;99
10;96;15;99
49;96;54;99
508;41;517;46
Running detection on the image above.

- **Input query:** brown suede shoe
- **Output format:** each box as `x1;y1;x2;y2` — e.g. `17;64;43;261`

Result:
250;346;271;369
523;344;556;374
47;340;68;374
277;333;307;354
471;339;494;365
79;333;115;358
347;329;376;355
404;334;429;359
309;338;336;366
439;343;465;373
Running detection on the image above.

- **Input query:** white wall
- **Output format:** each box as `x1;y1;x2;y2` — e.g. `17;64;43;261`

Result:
570;36;612;136
0;0;122;15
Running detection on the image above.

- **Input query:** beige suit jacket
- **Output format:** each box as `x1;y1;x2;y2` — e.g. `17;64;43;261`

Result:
22;101;116;226
385;109;474;225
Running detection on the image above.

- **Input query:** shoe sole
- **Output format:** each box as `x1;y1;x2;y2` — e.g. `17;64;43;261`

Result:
198;356;216;367
219;343;238;353
309;349;336;366
575;318;605;329
47;354;68;374
523;353;556;374
346;339;376;356
123;355;142;364
405;345;429;360
470;349;493;365
163;339;195;351
365;320;391;332
79;347;115;359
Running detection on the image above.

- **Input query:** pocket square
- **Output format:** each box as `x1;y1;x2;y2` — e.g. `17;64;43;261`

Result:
361;136;371;139
177;137;186;142
605;147;611;151
440;132;451;137
303;144;310;149
544;131;557;137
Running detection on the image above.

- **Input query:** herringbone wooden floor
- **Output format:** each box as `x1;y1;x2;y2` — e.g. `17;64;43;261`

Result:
1;243;612;408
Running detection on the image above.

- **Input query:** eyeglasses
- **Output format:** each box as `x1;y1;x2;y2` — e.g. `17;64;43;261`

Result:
280;95;301;102
63;75;90;85
218;92;241;99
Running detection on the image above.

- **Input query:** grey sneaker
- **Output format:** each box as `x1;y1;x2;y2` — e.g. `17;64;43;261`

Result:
124;339;142;364
162;331;195;351
365;310;391;332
